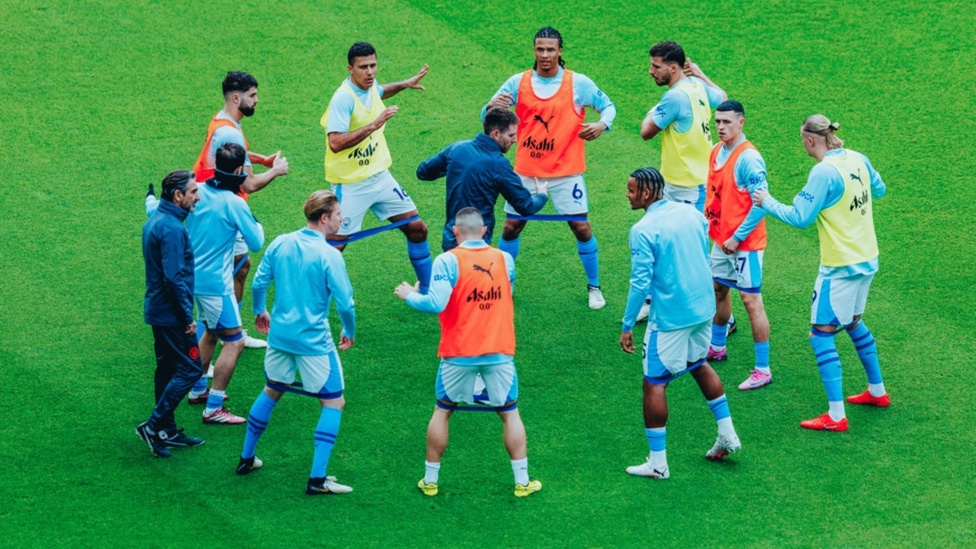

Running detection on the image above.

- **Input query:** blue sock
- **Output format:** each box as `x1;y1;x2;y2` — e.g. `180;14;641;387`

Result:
707;395;731;421
311;407;342;479
191;375;208;394
241;392;277;459
499;235;521;260
755;341;770;372
645;427;666;453
406;240;432;294
576;236;599;287
810;330;843;402
847;322;882;384
711;322;729;348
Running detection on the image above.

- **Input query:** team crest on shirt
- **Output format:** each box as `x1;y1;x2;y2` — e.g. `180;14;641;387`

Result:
341;217;351;229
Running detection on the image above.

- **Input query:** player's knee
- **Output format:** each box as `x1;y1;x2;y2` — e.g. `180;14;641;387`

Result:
569;221;593;241
406;220;428;242
322;396;345;410
502;220;524;238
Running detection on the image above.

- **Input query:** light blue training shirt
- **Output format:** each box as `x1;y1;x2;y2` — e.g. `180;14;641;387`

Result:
622;200;716;333
252;227;355;356
185;183;264;296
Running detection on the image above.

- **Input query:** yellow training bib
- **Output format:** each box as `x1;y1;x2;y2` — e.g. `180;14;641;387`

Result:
817;150;879;266
660;79;712;188
322;82;393;184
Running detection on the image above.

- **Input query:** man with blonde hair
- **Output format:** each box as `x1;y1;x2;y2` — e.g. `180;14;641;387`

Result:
754;115;889;431
236;191;357;495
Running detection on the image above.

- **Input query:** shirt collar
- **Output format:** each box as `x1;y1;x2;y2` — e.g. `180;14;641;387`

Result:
159;199;189;221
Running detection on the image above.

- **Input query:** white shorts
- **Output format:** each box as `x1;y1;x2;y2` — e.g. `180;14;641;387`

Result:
710;244;764;292
504;174;588;215
332;170;418;235
642;320;710;383
664;183;706;212
264;347;344;398
233;232;247;256
811;273;875;327
435;360;518;407
195;294;241;331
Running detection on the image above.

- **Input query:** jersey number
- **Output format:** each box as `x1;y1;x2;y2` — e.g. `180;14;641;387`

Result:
735;257;746;274
572;184;583;200
393;187;410;201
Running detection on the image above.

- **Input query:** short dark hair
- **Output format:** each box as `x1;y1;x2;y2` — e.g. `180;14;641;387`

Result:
649;41;685;66
483;107;519;135
160;170;194;201
630;167;665;201
222;71;258;96
717;100;745;116
533;26;566;69
348;42;376;65
215;143;246;173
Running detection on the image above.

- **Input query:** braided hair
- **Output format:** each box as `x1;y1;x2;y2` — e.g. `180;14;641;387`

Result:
533;26;566;69
630;167;665;202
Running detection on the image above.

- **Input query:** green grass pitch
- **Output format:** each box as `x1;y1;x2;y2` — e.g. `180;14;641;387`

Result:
0;0;973;546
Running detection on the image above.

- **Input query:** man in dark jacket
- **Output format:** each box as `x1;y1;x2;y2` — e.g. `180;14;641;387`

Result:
417;107;549;251
136;170;204;458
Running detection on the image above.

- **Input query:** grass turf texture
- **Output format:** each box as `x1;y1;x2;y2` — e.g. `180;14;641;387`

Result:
1;0;973;546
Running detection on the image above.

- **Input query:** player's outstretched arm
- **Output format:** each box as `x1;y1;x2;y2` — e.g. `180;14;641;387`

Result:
242;153;289;194
380;64;429;99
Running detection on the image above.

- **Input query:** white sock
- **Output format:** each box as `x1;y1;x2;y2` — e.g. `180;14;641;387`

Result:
868;383;886;397
717;417;735;438
828;400;846;421
424;461;440;484
511;458;529;486
756;366;771;375
711;344;727;352
649;450;667;470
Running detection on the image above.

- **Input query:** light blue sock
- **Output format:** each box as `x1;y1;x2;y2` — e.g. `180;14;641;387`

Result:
707;394;731;421
755;341;770;372
847;322;882;384
499;235;521;260
811;330;843;402
645;427;666;454
576;236;599;287
711;322;729;348
310;407;342;479
241;392;277;459
407;240;432;294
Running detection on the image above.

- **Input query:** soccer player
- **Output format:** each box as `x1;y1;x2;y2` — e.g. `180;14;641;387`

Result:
753;115;889;431
703;100;773;390
484;26;616;309
637;41;727;323
620;168;741;479
136;170;205;457
321;41;433;292
236;191;356;496
192;70;289;349
394;208;542;498
417;107;549;251
185;143;265;425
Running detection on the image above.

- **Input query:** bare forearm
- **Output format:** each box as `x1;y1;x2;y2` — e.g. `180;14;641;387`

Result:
640;116;661;141
328;125;376;153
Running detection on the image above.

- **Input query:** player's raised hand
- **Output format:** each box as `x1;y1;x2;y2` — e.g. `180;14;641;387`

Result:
255;312;271;334
147;183;156;198
620;332;635;354
683;60;703;78
406;64;429;90
577;122;607;141
271;152;289;176
394;281;418;300
262;151;279;168
372;106;399;130
488;92;515;109
338;335;354;350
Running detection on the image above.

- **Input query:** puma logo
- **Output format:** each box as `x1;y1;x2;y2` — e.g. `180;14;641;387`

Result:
699;98;706;107
533;115;554;133
473;262;494;280
850;169;864;185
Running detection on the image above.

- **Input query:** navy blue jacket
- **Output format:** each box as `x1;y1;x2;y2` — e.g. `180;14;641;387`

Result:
143;200;195;327
417;132;548;251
